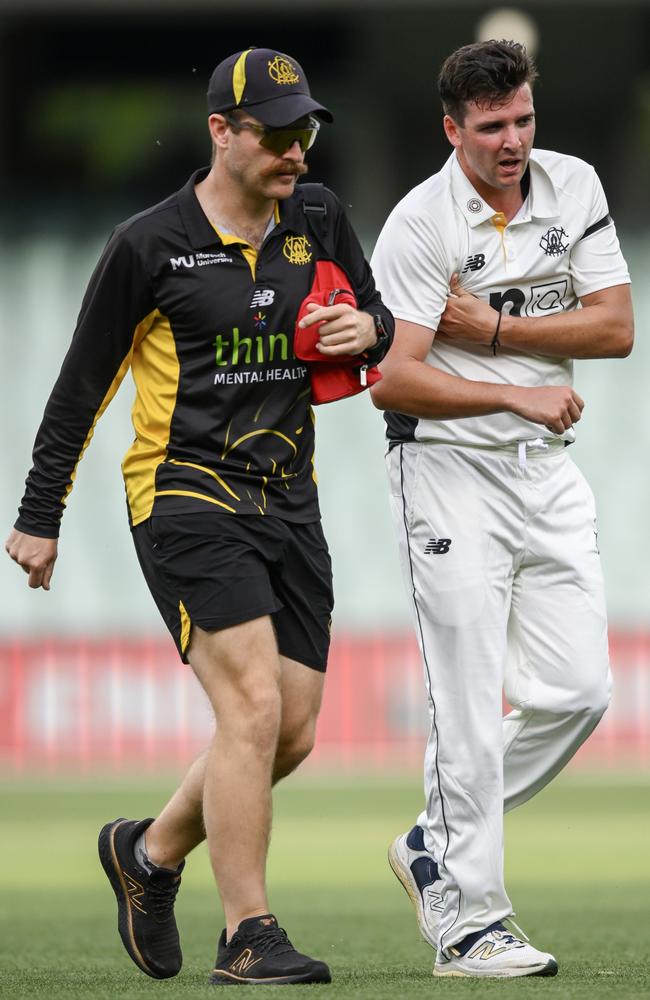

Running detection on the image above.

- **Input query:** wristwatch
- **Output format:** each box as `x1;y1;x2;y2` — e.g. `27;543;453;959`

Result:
372;313;389;349
362;314;390;365
361;313;390;365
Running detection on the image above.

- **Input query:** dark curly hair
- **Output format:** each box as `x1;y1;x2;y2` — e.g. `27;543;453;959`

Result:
438;40;538;124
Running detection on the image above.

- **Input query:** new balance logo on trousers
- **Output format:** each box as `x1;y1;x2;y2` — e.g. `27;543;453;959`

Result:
424;538;452;554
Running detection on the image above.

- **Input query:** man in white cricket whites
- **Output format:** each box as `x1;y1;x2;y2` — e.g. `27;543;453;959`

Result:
370;39;633;979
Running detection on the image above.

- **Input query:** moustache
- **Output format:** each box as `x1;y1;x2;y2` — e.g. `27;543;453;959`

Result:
263;161;309;178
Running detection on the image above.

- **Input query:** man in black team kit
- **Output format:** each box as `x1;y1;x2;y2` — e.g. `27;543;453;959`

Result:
6;47;392;986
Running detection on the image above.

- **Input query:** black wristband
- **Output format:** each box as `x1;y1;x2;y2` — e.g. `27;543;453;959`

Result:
364;313;390;364
373;314;389;346
490;311;502;356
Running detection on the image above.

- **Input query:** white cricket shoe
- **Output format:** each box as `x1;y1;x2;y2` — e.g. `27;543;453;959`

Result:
388;825;443;950
434;921;558;978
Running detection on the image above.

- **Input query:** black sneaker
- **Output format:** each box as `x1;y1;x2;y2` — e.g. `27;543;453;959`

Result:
209;914;331;985
98;817;184;979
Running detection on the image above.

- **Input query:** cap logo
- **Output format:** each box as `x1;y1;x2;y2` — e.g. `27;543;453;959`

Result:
283;235;312;265
268;55;300;86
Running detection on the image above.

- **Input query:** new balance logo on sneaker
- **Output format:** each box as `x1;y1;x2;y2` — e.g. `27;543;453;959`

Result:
210;914;331;985
388;828;558;979
98;817;184;980
435;921;558;978
468;938;513;960
228;948;263;975
388;825;444;950
123;872;147;913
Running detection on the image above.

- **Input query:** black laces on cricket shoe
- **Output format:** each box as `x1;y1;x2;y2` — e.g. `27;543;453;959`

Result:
148;871;182;921
238;924;295;957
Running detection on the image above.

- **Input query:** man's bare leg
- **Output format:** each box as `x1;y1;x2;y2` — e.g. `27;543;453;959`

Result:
145;647;325;875
145;750;208;869
274;653;325;780
98;618;326;980
186;617;280;935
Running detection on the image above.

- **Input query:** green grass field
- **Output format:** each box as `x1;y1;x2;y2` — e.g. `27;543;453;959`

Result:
1;774;648;999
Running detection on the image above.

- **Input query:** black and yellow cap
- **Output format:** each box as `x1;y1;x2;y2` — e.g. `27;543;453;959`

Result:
207;47;333;126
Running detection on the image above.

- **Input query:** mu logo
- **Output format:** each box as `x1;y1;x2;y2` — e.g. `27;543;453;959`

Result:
123;871;147;914
229;948;263;975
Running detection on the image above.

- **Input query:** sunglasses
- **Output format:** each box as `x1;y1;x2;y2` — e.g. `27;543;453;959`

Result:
224;113;320;155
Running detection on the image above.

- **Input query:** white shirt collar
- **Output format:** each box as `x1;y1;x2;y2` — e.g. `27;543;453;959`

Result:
449;150;559;227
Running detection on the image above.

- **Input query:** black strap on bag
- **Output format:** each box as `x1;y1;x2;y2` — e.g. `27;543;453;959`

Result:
299;182;336;258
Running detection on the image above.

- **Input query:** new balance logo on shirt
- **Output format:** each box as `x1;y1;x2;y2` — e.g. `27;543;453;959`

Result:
462;254;486;273
250;288;276;308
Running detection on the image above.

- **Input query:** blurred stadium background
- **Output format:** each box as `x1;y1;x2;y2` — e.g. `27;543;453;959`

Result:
1;2;649;777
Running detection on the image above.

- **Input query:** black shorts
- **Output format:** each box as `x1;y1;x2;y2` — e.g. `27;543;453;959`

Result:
132;513;334;671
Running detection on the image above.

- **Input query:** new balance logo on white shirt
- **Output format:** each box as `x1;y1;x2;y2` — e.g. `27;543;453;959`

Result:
462;254;486;272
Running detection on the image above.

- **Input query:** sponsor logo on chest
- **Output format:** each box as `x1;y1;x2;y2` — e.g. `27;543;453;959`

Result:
462;253;486;273
250;288;276;308
169;251;233;270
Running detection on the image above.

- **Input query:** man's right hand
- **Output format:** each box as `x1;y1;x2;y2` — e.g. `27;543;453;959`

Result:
5;529;58;590
506;385;584;434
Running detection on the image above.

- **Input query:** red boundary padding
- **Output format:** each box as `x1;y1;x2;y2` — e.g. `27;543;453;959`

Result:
0;631;648;772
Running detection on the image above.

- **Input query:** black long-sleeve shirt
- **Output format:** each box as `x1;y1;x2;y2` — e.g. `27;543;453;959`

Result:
16;169;393;538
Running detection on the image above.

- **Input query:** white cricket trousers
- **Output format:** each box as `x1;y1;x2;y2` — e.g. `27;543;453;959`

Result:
387;439;611;952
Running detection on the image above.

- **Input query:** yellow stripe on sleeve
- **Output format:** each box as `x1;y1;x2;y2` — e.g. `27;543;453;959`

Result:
122;312;181;526
61;308;158;506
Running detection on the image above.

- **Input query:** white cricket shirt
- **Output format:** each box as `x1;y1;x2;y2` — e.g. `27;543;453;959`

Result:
371;148;630;447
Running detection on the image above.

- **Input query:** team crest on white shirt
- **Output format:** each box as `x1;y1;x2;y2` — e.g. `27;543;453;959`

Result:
540;226;569;257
